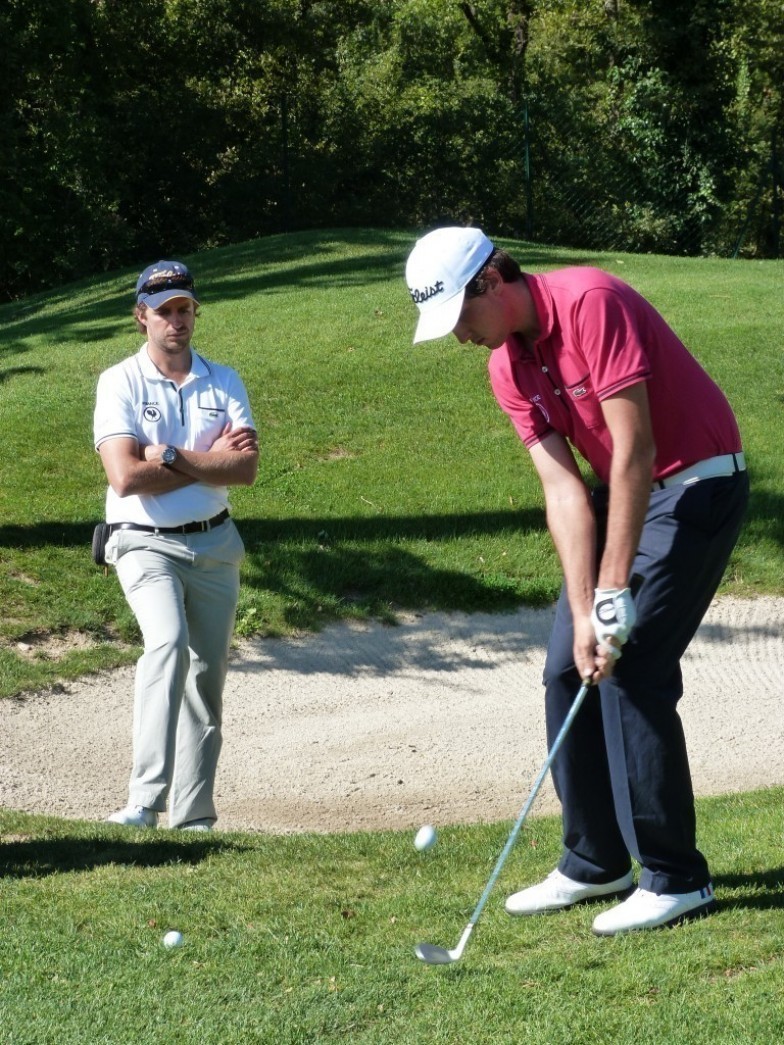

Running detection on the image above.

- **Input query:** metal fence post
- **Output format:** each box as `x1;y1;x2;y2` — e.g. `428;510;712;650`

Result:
772;130;781;259
524;101;533;240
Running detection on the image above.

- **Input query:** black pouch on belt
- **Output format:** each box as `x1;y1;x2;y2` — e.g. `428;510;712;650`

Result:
91;522;112;566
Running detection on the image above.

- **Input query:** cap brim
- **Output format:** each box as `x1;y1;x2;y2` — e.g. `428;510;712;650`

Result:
412;289;465;344
141;289;199;309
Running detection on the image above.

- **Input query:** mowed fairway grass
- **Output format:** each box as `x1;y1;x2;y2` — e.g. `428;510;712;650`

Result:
1;791;784;1044
1;230;784;1042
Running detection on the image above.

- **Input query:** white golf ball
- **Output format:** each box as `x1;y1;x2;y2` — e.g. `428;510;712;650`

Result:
163;930;184;949
414;824;437;852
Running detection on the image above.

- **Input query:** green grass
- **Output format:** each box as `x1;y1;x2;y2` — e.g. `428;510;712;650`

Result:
1;229;783;696
1;791;783;1044
2;232;784;1041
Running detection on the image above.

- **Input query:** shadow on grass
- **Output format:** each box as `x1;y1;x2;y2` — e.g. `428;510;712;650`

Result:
0;509;549;625
714;868;784;912
0;228;605;355
0;832;251;880
1;487;783;635
0;230;411;354
239;508;553;620
740;486;784;553
0;509;540;552
0;364;45;384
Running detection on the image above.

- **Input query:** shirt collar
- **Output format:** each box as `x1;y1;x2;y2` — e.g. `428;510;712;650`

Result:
524;273;555;343
137;344;209;382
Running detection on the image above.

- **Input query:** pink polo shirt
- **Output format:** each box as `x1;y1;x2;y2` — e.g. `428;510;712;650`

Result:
488;268;742;486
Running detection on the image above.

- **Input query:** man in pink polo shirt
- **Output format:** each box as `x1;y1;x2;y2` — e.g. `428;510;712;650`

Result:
405;227;749;936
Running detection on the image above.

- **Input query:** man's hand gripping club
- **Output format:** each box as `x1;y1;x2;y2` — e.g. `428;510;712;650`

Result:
590;587;637;665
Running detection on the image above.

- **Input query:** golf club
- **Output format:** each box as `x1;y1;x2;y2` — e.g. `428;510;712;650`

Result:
414;677;593;965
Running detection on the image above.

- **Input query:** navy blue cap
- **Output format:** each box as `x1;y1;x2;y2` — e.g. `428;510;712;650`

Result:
135;261;199;308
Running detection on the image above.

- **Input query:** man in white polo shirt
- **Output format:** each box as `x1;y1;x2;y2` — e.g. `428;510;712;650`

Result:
94;260;258;830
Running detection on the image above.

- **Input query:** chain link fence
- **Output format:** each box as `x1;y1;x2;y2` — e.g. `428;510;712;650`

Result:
519;106;782;259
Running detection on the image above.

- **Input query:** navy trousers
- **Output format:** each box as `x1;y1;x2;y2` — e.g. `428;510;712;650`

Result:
544;471;749;895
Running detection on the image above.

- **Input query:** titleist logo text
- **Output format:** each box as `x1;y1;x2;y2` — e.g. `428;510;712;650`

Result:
410;280;444;304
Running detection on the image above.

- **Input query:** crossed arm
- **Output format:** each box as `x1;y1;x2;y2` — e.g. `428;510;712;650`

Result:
98;424;259;497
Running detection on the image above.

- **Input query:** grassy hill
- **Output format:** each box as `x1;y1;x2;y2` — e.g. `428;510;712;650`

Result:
1;229;783;696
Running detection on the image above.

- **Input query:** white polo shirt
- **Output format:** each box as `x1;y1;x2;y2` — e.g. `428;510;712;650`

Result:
94;344;256;526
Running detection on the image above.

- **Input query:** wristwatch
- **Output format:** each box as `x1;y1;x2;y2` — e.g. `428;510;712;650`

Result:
161;445;178;467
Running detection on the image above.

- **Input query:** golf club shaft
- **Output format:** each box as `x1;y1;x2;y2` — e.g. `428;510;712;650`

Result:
461;678;593;931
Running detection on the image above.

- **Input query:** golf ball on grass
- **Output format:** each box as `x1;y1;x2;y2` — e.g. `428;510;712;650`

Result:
414;825;437;852
163;930;184;949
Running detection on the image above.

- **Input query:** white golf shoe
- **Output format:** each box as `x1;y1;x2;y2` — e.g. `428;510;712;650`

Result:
106;805;158;828
505;867;634;916
592;883;716;936
178;819;214;832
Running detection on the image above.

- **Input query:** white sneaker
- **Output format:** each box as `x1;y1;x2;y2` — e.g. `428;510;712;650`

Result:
505;868;634;916
177;819;214;832
592;883;716;936
106;805;158;828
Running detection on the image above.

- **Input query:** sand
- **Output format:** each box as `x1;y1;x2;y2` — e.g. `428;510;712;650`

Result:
1;596;782;834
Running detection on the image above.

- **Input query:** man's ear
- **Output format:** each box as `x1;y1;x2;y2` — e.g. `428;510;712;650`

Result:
486;267;504;295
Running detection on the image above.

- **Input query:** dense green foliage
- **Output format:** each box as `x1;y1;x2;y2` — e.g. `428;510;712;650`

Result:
2;0;782;299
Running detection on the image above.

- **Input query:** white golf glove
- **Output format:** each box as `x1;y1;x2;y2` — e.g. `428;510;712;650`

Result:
591;587;636;660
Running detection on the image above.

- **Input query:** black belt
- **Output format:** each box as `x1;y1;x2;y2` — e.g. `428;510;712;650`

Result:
108;509;230;536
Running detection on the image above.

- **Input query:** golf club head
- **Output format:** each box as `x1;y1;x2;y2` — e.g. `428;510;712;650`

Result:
413;682;593;967
414;942;457;965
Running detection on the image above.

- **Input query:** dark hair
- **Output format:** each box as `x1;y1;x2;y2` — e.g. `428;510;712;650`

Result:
464;248;523;299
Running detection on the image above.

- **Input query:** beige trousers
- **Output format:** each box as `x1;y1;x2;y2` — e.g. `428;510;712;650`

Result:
107;520;244;826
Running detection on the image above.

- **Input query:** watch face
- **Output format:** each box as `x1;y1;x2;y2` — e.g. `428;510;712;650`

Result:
162;446;177;465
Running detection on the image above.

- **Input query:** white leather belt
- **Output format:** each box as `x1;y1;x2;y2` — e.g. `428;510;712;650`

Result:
653;452;746;490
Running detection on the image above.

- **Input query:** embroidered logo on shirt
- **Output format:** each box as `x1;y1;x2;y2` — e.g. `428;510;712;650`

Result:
143;406;162;422
532;394;550;423
572;387;588;398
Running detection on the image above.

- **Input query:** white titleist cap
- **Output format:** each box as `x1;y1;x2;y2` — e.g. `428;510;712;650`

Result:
406;226;494;343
